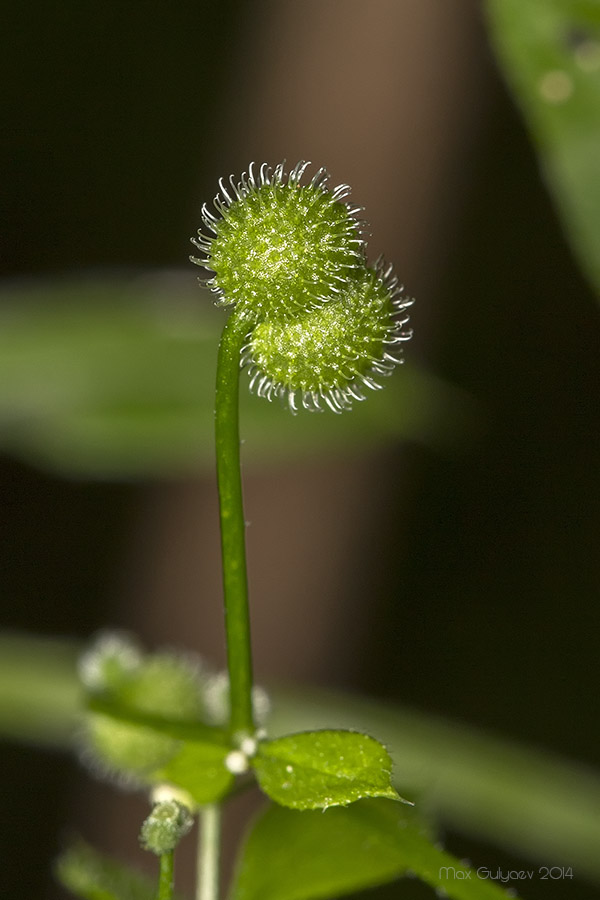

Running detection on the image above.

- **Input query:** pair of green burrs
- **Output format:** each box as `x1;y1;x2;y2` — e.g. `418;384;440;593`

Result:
191;160;412;413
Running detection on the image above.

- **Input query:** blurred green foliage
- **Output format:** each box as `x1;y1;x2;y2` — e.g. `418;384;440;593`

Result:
1;632;599;885
0;275;466;478
487;0;600;297
230;800;512;900
56;841;158;900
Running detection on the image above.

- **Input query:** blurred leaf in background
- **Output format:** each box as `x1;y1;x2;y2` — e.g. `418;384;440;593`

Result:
486;0;600;297
0;274;468;479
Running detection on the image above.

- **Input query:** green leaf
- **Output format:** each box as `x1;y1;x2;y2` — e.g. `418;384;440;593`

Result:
270;685;600;884
81;648;228;785
0;632;80;747
56;840;155;900
153;738;234;805
252;730;401;810
86;694;227;745
82;696;232;802
230;799;516;900
3;633;600;882
0;275;465;478
486;0;600;296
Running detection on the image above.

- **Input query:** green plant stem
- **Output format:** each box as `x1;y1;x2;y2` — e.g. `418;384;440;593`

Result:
215;311;255;739
157;851;174;900
197;804;221;900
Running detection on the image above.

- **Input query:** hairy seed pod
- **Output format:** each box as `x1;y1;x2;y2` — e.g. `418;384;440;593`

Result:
242;260;412;414
192;162;413;412
191;161;365;322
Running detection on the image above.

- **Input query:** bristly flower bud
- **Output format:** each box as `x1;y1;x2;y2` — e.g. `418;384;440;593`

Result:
192;161;413;413
139;800;194;856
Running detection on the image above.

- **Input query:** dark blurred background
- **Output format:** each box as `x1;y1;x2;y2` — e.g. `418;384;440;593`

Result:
2;2;599;898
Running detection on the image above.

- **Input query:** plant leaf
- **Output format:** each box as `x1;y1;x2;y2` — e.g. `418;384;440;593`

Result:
86;694;228;744
229;799;516;900
56;840;155;900
252;730;401;810
3;633;599;882
153;738;234;805
82;656;229;788
84;698;233;803
486;0;600;297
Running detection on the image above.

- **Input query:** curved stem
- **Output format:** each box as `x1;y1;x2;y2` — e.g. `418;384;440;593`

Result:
157;851;174;900
215;312;255;738
196;804;221;900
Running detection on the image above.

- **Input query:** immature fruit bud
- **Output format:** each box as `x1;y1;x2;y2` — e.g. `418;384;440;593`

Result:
191;161;364;322
192;161;413;412
140;800;194;856
243;260;412;413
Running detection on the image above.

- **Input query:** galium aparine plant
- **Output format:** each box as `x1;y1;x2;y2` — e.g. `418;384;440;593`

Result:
58;161;451;900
